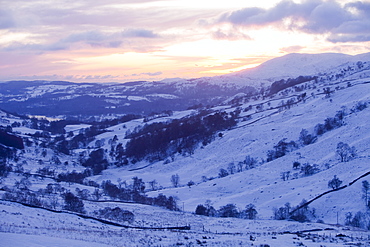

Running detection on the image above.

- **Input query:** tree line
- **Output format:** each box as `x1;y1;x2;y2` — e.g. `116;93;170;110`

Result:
125;110;239;162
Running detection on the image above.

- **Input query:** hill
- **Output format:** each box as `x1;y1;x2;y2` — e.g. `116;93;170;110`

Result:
1;52;369;119
0;52;370;246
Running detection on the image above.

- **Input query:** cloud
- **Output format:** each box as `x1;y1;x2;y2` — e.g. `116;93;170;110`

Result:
346;1;370;15
218;1;319;27
63;31;106;43
0;9;16;29
301;1;353;33
122;29;160;38
212;29;252;41
217;0;370;43
132;72;163;76
3;28;161;52
60;31;124;49
280;45;305;53
4;42;68;52
328;34;370;43
84;75;117;80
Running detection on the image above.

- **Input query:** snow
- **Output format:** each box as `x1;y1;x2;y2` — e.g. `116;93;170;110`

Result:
65;124;92;134
147;93;179;99
24;85;72;98
127;96;149;101
1;53;370;246
93;77;370;224
0;201;368;246
233;53;365;80
0;232;112;247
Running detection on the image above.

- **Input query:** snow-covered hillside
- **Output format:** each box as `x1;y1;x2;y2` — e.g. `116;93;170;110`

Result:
92;70;370;222
1;53;370;246
230;52;370;81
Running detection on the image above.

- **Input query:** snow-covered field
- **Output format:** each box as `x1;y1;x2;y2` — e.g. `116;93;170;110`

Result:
1;53;370;246
1;200;369;246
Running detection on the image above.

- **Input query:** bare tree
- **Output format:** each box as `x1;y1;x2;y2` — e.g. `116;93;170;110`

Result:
92;188;103;201
281;171;290;181
336;142;356;162
171;174;180;187
227;163;236;175
49;195;59;209
148;180;158;191
362;180;369;207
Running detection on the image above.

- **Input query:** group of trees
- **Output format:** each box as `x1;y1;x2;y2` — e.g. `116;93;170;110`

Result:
218;155;258;178
63;192;85;213
57;170;91;184
100;179;179;211
81;148;109;175
314;111;345;136
195;202;257;220
269;76;316;95
345;212;369;229
267;138;298;162
125;110;239;162
274;200;316;223
2;178;86;213
267;103;361;165
0;130;24;149
343;180;370;230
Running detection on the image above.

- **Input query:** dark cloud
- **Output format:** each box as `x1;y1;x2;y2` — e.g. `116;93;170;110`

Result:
63;31;106;43
346;1;370;15
121;29;160;38
218;1;320;27
334;20;370;34
301;1;353;33
217;0;370;43
4;42;68;52
0;9;16;29
328;34;370;43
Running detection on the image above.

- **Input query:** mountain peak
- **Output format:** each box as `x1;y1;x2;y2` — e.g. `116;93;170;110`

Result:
232;52;368;81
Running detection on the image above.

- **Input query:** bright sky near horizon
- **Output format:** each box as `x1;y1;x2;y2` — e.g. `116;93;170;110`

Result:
0;0;369;83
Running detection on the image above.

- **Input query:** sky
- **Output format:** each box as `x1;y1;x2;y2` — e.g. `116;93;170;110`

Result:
0;0;369;83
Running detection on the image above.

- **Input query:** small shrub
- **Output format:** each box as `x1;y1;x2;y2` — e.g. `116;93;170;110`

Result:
94;207;134;223
63;192;85;213
328;175;343;190
218;168;229;178
187;180;195;188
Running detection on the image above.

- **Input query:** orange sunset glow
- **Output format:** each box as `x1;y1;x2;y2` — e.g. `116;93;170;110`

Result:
0;0;369;82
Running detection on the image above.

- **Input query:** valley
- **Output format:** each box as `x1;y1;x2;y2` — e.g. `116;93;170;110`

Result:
0;52;370;246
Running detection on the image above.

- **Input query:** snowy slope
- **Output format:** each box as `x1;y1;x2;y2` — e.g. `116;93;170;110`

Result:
92;75;370;224
1;200;368;246
1;53;370;246
236;53;351;78
222;52;370;87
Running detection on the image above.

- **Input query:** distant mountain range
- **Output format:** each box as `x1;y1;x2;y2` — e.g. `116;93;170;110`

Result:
0;52;369;119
